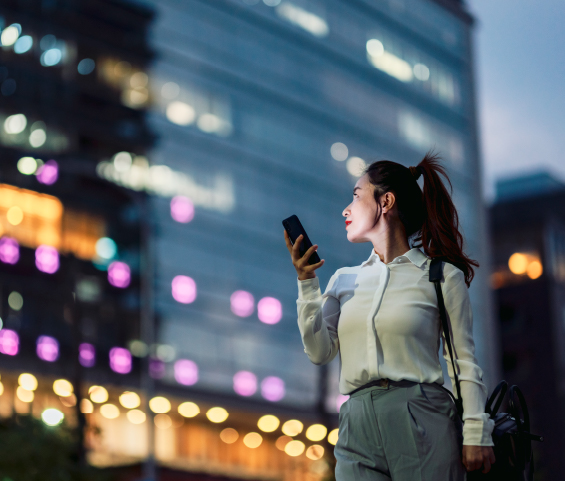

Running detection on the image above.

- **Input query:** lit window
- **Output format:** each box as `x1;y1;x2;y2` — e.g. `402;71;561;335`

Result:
230;290;254;317
37;335;59;362
1;25;20;47
0;237;19;264
275;2;329;37
108;261;131;288
0;329;19;356
14;35;33;54
261;376;285;401
174;359;198;386
109;347;132;374
257;296;282;324
233;371;257;396
170;196;194;223
35;245;59;274
171;275;197;303
78;58;95;75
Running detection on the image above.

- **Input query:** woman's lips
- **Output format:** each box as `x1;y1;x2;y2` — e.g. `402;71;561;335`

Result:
345;220;352;227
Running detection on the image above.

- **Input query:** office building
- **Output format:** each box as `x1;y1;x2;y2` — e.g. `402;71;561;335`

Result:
490;171;565;480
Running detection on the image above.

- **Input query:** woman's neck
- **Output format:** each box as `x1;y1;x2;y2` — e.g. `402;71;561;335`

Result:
372;224;411;265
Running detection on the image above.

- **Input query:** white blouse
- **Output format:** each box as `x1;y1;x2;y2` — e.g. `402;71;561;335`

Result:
296;246;495;446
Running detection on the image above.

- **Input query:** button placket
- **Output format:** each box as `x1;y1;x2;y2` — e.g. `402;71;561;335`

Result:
366;265;390;379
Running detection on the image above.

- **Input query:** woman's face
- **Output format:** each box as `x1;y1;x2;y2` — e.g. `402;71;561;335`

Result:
342;174;381;243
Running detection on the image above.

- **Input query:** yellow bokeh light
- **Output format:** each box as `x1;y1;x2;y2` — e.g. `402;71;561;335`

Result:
257;414;280;433
306;424;327;442
59;394;77;407
178;401;200;418
18;373;38;391
306;444;325;460
16;386;34;403
206;407;229;423
80;399;94;413
327;428;339;445
100;403;120;419
154;413;172;429
284;439;305;457
282;419;303;436
7;206;24;225
527;260;543;279
119;391;141;409
0;381;4;396
53;379;73;397
276;435;292;451
127;409;146;424
220;428;239;444
89;385;108;403
243;432;263;449
149;396;171;414
508;253;528;275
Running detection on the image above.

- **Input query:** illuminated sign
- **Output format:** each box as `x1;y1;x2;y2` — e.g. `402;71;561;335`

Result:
0;183;106;260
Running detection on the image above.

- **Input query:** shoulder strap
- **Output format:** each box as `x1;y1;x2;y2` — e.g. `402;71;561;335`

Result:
429;257;464;419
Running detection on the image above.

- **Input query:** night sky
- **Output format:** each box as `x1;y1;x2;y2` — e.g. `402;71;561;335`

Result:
469;0;565;202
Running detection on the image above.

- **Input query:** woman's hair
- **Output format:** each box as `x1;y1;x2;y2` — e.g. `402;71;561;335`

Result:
361;150;478;287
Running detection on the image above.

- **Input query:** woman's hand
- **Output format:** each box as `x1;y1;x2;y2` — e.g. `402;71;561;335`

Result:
284;229;325;281
462;445;496;473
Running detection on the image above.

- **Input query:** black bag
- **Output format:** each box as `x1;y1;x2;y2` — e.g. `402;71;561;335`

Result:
429;257;543;480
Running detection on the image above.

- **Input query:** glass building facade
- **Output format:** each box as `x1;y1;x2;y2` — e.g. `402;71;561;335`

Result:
107;0;498;412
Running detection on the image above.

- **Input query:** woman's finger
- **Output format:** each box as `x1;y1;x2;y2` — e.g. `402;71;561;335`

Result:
490;450;496;464
297;244;318;266
482;458;491;474
303;259;325;271
292;234;303;258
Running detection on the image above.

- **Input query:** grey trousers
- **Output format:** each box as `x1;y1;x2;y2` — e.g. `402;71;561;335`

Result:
334;379;467;481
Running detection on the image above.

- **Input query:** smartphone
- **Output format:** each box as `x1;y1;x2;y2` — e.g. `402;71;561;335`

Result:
282;214;321;265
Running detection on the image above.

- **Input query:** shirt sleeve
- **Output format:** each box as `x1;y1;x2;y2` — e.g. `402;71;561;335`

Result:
441;266;495;447
296;270;341;366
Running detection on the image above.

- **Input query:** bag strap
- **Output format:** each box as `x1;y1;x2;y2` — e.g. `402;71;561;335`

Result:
429;257;464;419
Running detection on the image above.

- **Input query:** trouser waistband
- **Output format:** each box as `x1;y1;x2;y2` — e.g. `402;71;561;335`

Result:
348;378;420;397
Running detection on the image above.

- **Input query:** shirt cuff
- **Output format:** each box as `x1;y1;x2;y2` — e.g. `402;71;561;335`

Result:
462;418;495;446
297;276;320;300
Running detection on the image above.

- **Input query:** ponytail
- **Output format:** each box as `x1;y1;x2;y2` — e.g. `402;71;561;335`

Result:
362;150;478;287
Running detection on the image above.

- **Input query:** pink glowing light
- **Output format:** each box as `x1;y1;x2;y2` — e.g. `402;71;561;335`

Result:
171;275;196;304
0;237;20;264
257;297;282;325
108;261;130;288
230;290;255;317
233;371;257;397
36;159;58;185
0;329;19;356
336;394;350;412
79;343;96;368
174;359;198;386
37;335;59;362
170;196;195;223
149;358;165;379
35;245;59;274
261;376;285;402
109;347;132;374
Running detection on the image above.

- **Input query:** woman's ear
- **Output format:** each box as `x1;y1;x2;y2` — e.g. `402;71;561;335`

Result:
381;192;396;213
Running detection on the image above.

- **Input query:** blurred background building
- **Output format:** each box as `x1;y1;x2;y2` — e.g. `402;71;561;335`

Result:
490;171;565;480
0;0;501;480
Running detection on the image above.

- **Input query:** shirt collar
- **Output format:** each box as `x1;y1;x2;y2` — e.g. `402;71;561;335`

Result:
361;246;429;268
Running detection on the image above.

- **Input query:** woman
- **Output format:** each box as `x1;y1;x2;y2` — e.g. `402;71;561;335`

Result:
284;152;496;480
